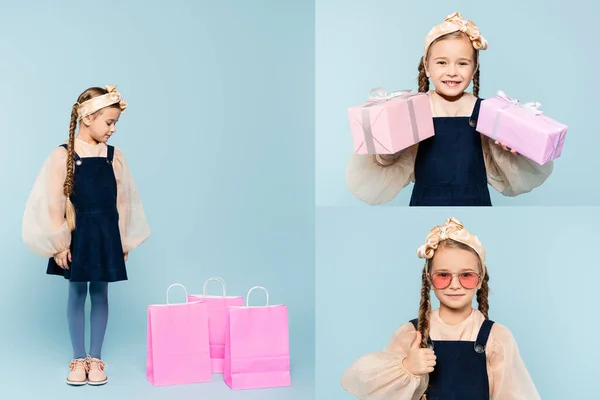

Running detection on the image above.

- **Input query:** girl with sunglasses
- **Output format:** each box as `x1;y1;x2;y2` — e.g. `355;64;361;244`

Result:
340;218;540;399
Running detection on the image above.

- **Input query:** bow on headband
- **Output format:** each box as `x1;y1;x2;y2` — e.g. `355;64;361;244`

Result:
104;85;128;111
417;217;486;270
424;12;488;57
77;85;128;120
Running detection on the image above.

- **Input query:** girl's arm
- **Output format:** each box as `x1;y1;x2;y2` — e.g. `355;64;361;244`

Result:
22;147;71;257
340;322;428;400
482;136;554;197
487;324;541;400
346;145;418;205
113;148;151;253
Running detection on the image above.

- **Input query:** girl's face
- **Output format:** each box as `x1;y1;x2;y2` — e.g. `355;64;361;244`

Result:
429;245;481;312
81;107;121;144
425;35;477;99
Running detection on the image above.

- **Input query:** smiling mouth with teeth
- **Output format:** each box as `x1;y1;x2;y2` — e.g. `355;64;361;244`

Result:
443;81;461;86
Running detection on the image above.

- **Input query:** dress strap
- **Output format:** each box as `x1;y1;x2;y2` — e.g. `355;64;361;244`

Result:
474;319;495;353
409;318;434;348
59;144;81;162
469;97;483;128
409;318;418;330
106;145;115;163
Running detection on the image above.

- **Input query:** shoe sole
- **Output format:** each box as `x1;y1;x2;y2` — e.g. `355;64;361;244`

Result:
66;379;87;386
88;379;108;386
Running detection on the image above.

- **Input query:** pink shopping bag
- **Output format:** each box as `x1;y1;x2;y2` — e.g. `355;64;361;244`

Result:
146;283;212;386
224;286;291;390
187;277;244;373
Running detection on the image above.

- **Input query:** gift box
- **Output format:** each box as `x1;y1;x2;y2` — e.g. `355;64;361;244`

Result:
224;286;291;390
188;277;244;374
348;88;435;154
146;284;212;386
476;91;567;165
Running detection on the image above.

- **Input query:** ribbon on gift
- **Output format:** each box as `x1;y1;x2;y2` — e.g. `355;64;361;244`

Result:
548;130;565;163
496;90;543;115
490;90;543;142
359;88;421;154
364;87;414;106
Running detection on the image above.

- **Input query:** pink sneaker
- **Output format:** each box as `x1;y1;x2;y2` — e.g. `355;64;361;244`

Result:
86;356;108;386
66;358;88;386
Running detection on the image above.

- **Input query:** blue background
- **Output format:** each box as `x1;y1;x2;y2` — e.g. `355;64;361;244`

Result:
315;207;598;399
0;1;315;399
316;0;599;206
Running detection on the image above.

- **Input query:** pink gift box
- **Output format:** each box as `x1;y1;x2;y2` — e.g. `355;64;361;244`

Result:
348;88;435;154
476;91;567;165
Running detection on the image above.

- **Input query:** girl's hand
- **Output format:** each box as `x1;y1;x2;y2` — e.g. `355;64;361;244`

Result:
402;330;436;375
124;252;129;262
494;140;518;154
374;151;403;167
54;249;71;270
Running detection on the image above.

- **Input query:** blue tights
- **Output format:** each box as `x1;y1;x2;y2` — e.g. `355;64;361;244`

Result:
67;282;109;359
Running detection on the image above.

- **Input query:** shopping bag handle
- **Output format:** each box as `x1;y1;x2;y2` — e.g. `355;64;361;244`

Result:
246;286;269;307
166;283;189;304
203;277;226;296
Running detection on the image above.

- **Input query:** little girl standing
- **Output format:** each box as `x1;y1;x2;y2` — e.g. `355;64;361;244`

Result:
340;218;540;399
22;85;150;386
346;12;554;206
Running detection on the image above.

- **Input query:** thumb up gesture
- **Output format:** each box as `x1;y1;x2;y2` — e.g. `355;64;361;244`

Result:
402;330;437;375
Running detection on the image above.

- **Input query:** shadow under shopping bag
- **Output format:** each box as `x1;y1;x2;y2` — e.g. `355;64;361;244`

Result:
147;283;212;386
224;286;291;390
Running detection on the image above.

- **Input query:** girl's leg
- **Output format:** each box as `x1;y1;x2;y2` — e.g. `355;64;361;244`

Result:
88;282;109;359
67;281;88;359
87;282;109;385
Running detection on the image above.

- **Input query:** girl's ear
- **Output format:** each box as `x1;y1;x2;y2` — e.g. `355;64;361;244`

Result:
424;60;431;78
425;262;433;288
476;265;485;290
81;115;92;127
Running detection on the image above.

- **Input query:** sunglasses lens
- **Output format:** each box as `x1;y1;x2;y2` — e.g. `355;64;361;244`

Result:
459;273;479;289
431;273;451;288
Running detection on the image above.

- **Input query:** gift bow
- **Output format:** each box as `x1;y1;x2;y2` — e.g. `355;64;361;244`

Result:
496;90;543;115
366;87;416;105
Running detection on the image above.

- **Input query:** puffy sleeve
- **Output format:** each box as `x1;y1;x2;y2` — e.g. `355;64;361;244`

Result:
22;147;71;257
345;145;418;205
487;324;541;400
340;323;428;400
113;147;151;253
482;136;553;197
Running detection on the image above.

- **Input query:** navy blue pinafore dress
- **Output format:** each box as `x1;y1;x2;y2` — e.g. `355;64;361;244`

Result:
46;144;128;283
410;318;495;400
410;98;492;206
